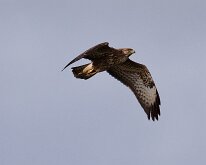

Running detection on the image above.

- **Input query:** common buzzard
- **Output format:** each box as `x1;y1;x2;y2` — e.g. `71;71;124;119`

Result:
62;42;161;121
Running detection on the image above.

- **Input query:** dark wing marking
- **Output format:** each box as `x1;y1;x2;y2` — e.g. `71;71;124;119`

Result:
62;42;117;71
107;59;161;121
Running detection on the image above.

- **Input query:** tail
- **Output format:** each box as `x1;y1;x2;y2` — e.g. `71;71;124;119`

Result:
72;63;97;80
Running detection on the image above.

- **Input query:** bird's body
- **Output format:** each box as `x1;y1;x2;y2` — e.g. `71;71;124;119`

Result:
63;42;161;121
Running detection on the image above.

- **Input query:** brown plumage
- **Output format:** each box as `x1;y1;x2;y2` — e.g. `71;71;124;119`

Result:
63;42;161;121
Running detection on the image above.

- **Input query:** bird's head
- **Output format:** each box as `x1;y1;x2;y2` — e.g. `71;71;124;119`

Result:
121;48;135;57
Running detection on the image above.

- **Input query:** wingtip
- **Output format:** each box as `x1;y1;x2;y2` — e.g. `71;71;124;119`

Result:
149;114;159;121
62;61;73;71
147;114;150;120
61;66;67;72
147;106;160;121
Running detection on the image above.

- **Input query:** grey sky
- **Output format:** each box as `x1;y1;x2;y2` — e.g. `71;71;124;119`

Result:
1;0;206;165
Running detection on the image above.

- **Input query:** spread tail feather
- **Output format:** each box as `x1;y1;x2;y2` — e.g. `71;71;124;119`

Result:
72;63;97;80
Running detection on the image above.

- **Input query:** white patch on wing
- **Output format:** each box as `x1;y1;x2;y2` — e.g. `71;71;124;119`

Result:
83;63;93;74
145;86;157;105
132;73;156;107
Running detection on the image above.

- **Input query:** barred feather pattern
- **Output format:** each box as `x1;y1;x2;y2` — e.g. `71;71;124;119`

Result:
107;59;161;121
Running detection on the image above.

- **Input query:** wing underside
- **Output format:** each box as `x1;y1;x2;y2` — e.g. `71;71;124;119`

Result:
107;59;161;120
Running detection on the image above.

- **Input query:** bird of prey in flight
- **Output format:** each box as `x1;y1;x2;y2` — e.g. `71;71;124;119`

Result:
62;42;161;121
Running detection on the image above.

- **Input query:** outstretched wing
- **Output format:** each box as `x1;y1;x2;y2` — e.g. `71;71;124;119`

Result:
107;59;161;121
62;42;117;71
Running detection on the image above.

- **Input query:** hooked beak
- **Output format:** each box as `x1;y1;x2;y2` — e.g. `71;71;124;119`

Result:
131;50;135;54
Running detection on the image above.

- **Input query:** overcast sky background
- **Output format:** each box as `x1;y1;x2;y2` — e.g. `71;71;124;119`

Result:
1;0;206;165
